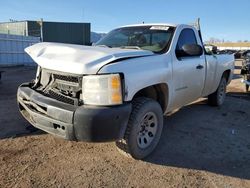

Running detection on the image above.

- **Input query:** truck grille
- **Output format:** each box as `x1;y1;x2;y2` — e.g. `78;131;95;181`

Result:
53;74;79;83
38;69;82;106
46;90;76;105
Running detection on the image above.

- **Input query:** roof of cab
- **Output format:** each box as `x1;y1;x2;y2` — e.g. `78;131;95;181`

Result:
120;23;178;28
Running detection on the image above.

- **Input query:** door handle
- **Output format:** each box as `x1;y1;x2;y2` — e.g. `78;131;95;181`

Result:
196;64;204;69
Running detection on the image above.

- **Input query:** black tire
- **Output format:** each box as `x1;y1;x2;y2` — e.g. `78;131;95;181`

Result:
246;84;249;92
208;77;227;106
116;97;163;159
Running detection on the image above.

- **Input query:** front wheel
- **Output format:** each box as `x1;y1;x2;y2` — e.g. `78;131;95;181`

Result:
208;77;227;106
116;97;163;159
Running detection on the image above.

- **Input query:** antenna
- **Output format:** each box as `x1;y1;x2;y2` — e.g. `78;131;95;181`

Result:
192;18;200;31
192;18;203;43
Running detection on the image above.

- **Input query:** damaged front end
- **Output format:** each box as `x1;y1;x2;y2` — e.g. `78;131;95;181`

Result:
32;67;83;106
17;67;81;140
17;67;132;142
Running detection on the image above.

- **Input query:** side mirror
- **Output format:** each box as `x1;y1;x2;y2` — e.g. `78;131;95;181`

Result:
176;44;203;58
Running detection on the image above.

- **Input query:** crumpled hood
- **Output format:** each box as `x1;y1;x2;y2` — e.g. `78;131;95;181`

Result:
25;42;154;74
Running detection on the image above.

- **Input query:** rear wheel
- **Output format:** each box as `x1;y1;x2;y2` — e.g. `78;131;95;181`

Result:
208;77;227;106
116;97;163;159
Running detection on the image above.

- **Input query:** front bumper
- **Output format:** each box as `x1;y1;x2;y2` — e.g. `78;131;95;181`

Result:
17;83;132;142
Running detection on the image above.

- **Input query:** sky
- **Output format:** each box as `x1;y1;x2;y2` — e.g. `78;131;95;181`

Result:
0;0;250;42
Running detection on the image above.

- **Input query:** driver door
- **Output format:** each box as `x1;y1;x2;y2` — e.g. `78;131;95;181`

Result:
171;28;206;109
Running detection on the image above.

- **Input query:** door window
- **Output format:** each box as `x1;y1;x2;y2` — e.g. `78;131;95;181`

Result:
176;29;197;52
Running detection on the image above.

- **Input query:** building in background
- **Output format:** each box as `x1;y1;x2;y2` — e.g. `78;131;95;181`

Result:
210;42;250;50
0;33;40;66
0;20;91;66
0;20;91;45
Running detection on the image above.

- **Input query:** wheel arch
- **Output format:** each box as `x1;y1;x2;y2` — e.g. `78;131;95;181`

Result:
131;83;169;112
222;69;231;83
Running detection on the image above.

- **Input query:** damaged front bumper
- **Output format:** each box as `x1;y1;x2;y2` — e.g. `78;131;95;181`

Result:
17;83;132;142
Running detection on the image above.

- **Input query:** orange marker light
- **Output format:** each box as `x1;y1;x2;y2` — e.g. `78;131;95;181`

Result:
112;92;122;103
111;76;121;89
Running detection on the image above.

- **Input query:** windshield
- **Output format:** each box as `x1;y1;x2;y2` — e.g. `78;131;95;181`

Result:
95;26;174;53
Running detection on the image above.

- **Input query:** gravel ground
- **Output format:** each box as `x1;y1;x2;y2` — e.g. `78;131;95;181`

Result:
0;61;250;188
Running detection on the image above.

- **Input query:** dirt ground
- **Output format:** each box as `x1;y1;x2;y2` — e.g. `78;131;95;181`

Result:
0;60;250;188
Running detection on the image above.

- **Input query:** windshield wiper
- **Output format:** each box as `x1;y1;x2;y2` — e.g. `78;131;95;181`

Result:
95;44;112;48
119;46;142;50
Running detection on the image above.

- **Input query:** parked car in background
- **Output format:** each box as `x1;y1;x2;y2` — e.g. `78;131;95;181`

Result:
218;49;236;55
241;50;250;59
241;52;250;91
234;50;242;59
204;44;218;54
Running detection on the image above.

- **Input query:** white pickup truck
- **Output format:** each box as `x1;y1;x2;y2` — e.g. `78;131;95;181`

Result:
18;23;234;159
